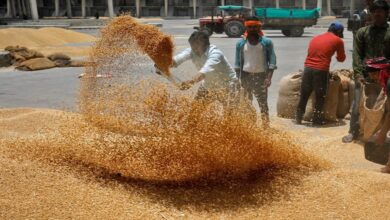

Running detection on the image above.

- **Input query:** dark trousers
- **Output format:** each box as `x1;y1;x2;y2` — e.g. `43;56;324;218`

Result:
296;67;329;123
348;82;363;138
240;71;269;121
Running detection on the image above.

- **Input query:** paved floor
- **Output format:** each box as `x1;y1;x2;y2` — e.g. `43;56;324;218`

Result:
0;19;353;112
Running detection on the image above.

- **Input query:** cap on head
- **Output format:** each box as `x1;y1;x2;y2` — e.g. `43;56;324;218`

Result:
328;21;344;38
369;0;389;12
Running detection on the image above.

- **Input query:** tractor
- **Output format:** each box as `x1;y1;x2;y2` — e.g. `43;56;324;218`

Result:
196;5;250;38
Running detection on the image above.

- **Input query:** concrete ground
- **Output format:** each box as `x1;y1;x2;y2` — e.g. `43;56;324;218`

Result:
0;19;353;113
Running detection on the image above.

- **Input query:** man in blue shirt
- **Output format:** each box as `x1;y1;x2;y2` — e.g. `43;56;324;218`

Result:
235;16;277;126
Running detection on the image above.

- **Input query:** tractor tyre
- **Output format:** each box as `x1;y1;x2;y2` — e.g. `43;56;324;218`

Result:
281;29;291;37
289;27;304;37
224;20;245;38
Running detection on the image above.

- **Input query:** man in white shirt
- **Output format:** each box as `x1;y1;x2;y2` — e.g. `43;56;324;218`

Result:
235;16;277;125
169;31;238;106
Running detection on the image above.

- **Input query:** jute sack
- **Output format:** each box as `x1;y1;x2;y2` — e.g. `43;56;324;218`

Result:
67;60;86;67
54;59;71;67
16;58;56;71
323;74;341;122
336;74;353;118
359;84;387;141
47;53;71;61
277;70;303;118
10;53;26;64
4;45;28;52
13;49;44;60
304;74;341;122
332;69;353;79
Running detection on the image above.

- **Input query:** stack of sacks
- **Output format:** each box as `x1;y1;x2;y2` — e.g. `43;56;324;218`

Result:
2;45;88;71
5;45;45;65
277;69;355;122
46;52;88;68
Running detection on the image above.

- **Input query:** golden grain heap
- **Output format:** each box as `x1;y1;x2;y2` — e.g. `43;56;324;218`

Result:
2;16;328;183
71;15;328;182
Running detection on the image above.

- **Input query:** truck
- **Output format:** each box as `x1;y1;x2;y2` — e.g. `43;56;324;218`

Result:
195;5;320;38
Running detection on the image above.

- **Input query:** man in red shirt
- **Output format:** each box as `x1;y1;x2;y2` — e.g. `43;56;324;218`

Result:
295;22;346;125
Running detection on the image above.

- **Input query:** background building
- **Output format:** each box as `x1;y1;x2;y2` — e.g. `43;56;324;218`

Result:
0;0;367;20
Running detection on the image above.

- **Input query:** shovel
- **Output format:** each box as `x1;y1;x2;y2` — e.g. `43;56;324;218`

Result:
154;64;182;88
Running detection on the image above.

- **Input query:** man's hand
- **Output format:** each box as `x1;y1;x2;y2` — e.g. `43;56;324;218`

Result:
264;71;273;88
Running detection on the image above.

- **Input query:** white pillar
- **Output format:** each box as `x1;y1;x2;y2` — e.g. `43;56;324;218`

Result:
54;0;59;16
221;0;225;6
164;0;168;17
66;0;72;18
21;0;27;16
82;0;86;17
136;0;140;17
327;0;331;16
276;0;280;8
10;0;16;17
107;0;114;17
16;0;23;18
193;0;197;18
302;0;306;9
29;0;39;20
350;0;355;17
317;0;322;16
6;0;12;17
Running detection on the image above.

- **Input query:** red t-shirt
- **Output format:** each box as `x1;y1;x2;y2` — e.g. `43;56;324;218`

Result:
304;32;346;71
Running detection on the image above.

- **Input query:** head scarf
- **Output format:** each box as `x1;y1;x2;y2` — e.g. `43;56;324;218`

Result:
244;20;264;37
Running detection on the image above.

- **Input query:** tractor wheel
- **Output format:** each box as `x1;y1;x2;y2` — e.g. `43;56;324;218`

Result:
224;21;245;38
282;27;304;37
289;27;304;37
281;29;291;37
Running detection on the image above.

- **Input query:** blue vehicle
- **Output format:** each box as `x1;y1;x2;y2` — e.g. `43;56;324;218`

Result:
196;6;320;37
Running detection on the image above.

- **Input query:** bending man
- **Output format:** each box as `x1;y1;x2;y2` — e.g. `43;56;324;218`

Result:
295;22;346;125
159;31;238;108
